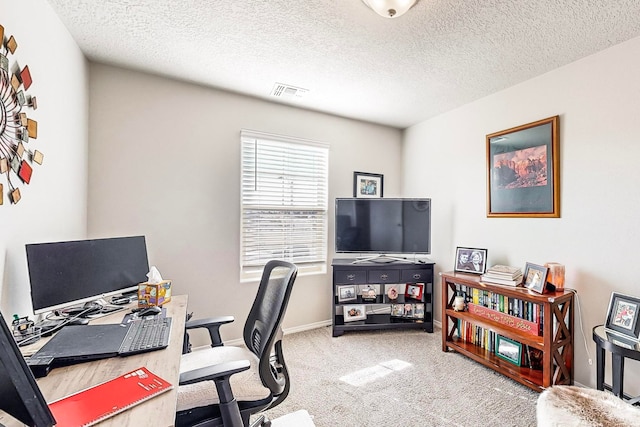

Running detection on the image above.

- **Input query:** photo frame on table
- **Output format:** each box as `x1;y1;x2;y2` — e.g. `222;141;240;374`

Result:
454;247;488;274
353;171;383;198
343;304;366;322
405;283;424;300
337;285;357;303
605;292;640;341
495;335;522;366
486;116;560;218
523;262;548;294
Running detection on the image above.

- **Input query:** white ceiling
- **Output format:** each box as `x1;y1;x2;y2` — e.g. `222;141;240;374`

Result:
46;0;640;129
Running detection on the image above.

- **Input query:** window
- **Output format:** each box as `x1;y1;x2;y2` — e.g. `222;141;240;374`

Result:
240;130;329;280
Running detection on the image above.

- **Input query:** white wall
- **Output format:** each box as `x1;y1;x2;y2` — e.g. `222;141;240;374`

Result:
87;63;403;344
403;35;640;391
0;0;89;317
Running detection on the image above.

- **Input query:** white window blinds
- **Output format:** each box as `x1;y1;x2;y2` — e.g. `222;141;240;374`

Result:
240;130;329;280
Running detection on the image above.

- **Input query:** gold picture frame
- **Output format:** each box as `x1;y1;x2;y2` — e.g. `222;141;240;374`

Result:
486;116;560;217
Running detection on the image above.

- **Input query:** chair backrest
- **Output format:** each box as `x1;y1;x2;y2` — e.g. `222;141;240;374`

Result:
242;260;297;404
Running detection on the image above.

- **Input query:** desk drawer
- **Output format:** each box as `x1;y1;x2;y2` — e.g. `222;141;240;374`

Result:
401;269;432;283
368;270;400;284
334;270;367;284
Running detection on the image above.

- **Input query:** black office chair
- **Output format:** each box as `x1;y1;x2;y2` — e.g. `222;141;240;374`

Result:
176;260;298;427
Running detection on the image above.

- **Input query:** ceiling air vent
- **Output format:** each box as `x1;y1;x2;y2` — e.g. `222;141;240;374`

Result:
270;83;308;100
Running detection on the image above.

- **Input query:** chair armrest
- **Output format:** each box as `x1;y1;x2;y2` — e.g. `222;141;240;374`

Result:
179;360;250;427
179;359;250;385
185;316;235;347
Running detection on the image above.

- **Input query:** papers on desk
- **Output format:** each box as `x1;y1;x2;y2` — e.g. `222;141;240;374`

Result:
48;367;172;426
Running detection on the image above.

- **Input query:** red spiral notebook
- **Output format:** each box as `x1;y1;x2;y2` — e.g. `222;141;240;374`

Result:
48;367;173;427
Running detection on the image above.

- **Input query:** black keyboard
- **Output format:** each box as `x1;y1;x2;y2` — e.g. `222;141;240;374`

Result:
119;316;172;356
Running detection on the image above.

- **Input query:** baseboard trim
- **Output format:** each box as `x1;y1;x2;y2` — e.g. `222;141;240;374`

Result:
197;319;436;349
191;320;333;350
283;320;332;335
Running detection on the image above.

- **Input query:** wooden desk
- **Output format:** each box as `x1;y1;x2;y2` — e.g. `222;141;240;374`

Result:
0;295;187;427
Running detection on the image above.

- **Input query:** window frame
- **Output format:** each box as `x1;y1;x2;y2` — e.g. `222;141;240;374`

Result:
240;129;329;281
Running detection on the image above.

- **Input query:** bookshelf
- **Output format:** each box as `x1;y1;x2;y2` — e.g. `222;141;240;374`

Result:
440;271;574;392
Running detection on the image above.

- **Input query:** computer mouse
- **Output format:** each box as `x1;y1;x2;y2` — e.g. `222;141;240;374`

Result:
138;306;162;317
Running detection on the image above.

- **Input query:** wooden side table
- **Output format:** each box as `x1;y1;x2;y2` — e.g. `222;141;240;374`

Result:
592;325;640;405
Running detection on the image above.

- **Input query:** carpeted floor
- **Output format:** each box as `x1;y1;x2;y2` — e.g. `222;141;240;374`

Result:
261;326;539;427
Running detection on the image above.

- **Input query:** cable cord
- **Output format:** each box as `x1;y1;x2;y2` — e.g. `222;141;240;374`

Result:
16;307;95;347
566;288;593;365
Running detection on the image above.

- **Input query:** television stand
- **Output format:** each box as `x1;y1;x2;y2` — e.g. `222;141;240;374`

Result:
352;254;414;264
331;258;434;337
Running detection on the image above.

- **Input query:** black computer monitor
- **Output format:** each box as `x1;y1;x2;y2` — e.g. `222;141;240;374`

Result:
26;236;150;314
0;310;56;426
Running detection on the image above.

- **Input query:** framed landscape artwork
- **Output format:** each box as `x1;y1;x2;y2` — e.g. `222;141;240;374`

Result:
486;116;560;218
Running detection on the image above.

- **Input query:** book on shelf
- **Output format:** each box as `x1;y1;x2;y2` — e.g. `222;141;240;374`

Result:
484;264;522;279
480;273;523;287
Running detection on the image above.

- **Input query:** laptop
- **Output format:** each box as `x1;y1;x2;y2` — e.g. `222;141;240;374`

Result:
27;316;172;378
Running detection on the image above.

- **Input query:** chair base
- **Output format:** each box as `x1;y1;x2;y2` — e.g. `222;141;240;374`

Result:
250;414;270;427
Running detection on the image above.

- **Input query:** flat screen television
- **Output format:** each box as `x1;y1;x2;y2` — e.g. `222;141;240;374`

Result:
0;310;56;426
335;198;431;258
25;236;149;314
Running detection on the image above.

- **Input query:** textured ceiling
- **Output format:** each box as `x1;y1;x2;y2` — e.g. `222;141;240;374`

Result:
46;0;640;129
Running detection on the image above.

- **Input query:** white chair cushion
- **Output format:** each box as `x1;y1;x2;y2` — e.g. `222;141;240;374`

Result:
537;385;640;427
177;345;271;412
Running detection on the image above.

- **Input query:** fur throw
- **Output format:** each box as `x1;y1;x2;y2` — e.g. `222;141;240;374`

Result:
537;386;640;426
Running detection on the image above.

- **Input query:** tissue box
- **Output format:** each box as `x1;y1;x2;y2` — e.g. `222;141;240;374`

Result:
138;280;172;307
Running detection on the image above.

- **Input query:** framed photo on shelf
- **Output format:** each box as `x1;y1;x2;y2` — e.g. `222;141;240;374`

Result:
343;304;366;322
454;247;488;274
413;303;425;319
605;292;640;341
405;283;424;300
523;262;548;294
337;285;357;302
403;303;414;318
353;171;383;198
486;116;560;218
391;304;404;317
495;335;522;366
359;284;379;302
386;285;399;301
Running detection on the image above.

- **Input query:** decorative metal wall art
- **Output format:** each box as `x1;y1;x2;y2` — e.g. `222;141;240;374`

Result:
0;23;41;205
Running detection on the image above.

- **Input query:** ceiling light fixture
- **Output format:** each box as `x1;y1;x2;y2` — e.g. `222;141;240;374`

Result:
361;0;418;19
